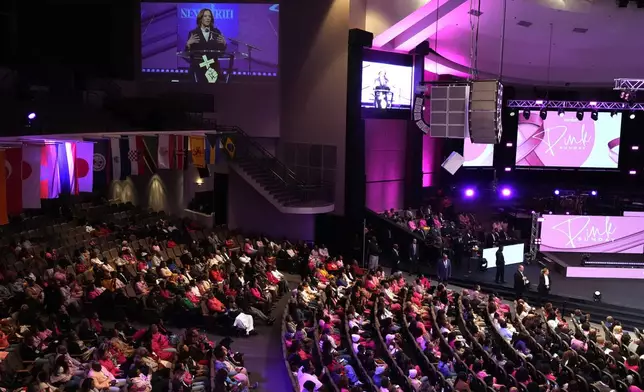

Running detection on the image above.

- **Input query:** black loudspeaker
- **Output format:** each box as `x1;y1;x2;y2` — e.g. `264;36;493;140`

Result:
348;29;373;48
197;167;210;179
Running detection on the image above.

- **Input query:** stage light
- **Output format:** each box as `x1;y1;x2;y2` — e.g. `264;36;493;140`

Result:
593;291;601;302
509;109;516;117
539;109;547;120
504;167;512;172
630;170;637;175
576;110;584;121
522;109;530;120
633;146;640;151
27;112;36;120
591;190;597;196
557;109;565;117
500;188;512;198
554;189;560;195
565;211;570;215
610;111;618;117
590;110;598;121
506;142;513;147
630;112;636;120
464;188;475;198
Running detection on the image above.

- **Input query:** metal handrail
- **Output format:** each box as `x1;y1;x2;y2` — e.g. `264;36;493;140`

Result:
216;125;304;186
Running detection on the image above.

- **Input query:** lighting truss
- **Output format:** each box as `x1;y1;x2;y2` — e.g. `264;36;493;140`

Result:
506;100;644;111
614;78;644;91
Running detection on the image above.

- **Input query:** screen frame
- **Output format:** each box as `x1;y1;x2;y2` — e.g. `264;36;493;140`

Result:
138;0;279;83
514;110;622;171
361;49;414;120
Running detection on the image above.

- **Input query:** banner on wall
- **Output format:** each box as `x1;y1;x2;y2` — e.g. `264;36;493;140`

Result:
205;136;224;164
40;145;60;199
89;139;111;193
22;146;42;209
540;214;644;254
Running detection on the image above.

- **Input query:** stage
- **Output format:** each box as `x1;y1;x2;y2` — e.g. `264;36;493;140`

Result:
542;252;644;279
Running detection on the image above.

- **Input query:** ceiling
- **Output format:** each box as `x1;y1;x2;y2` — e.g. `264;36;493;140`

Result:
368;0;644;86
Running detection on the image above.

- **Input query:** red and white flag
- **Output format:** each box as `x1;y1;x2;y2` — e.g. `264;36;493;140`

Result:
128;136;146;175
22;146;42;209
158;134;174;169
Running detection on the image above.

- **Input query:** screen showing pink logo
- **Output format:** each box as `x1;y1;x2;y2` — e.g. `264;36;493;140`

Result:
463;138;494;167
540;215;644;254
515;111;621;168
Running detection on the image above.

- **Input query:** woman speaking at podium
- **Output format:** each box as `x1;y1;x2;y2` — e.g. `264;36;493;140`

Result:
184;8;227;83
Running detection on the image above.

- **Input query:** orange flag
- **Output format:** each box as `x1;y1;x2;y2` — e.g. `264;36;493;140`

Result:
0;150;8;225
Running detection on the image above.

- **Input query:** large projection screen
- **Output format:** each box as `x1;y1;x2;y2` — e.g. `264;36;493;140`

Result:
483;243;525;267
463;138;494;167
516;111;621;168
540;215;644;254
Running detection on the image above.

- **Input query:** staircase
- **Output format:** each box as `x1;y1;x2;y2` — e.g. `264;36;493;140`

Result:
218;126;335;214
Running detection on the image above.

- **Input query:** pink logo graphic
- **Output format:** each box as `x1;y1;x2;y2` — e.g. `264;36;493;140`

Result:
540;215;644;254
516;112;596;167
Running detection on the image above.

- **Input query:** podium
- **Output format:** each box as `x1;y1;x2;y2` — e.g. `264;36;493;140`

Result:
177;50;235;83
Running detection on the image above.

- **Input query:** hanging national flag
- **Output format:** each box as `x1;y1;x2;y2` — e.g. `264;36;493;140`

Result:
110;137;131;181
75;142;94;193
128;136;147;175
0;151;8;225
5;148;22;215
90;139;111;193
224;137;236;159
22;145;42;209
189;136;206;168
158;134;174;170
142;136;158;173
175;135;187;170
57;142;78;196
40;144;61;199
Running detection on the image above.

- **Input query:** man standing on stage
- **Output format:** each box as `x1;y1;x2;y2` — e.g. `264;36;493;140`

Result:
185;8;227;83
437;253;451;283
513;264;529;299
495;245;506;284
390;244;401;275
409;238;419;275
367;236;380;270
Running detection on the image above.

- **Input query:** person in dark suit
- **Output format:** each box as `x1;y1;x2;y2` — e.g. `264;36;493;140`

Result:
513;264;529;299
437;253;451;282
184;8;227;83
494;245;506;284
390;244;401;275
538;268;551;304
409;238;420;275
367;236;380;270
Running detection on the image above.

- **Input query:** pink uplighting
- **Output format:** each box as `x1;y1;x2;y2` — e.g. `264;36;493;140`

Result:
371;0;441;48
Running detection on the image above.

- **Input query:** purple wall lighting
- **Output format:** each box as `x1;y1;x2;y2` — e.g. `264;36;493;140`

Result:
365;119;407;212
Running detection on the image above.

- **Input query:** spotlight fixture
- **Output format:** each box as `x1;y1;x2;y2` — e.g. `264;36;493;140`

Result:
464;188;475;198
591;190;597;196
610;111;617;117
593;290;601;302
630;112;636;120
576;110;584;121
27;112;36;120
539;109;547;120
500;187;512;198
590;110;598;121
509;109;516;117
522;109;530;120
558;108;565;117
554;189;560;195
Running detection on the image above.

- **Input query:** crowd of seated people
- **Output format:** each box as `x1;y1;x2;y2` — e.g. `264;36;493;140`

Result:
0;202;298;391
379;207;482;256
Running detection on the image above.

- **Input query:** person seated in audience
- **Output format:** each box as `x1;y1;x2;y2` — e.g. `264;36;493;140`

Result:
214;344;258;390
88;361;127;392
612;325;623;341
